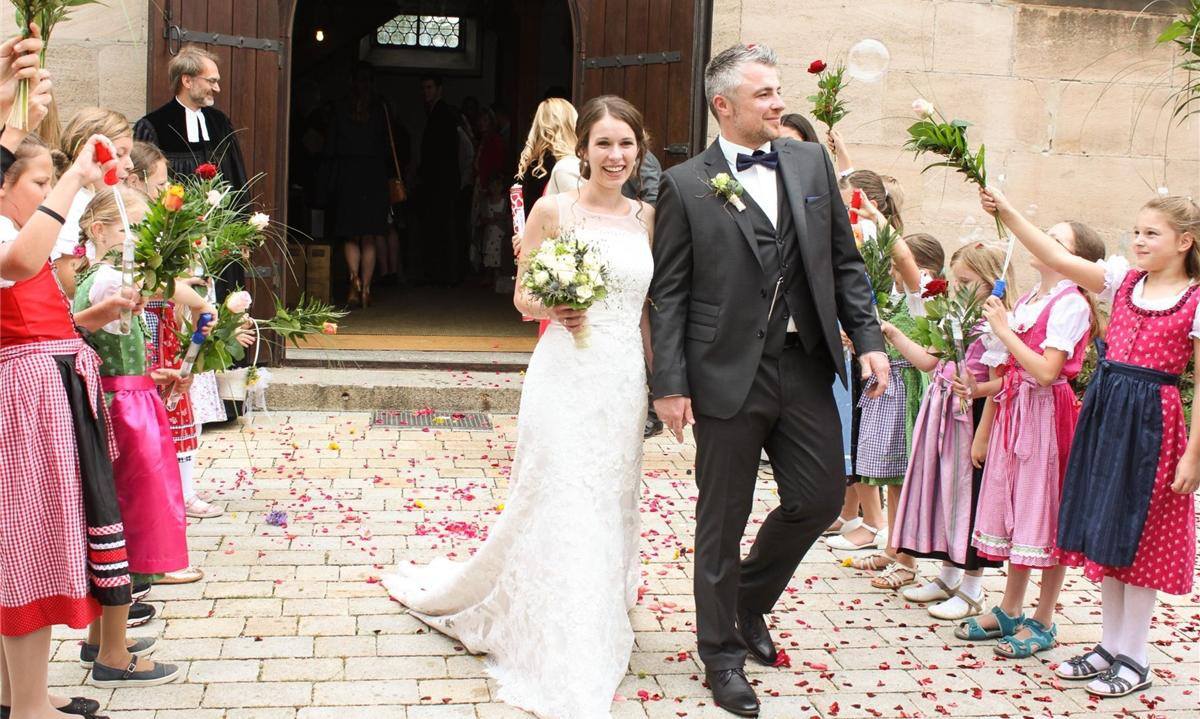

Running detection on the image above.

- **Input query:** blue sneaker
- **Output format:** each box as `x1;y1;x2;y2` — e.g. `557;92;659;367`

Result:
79;636;158;668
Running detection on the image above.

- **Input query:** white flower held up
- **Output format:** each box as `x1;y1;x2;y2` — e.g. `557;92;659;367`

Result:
911;98;935;119
249;212;271;231
225;290;253;314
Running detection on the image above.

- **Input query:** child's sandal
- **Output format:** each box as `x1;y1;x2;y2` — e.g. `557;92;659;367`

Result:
928;588;984;621
869;563;916;590
849;552;894;571
1086;654;1153;698
954;606;1024;641
1055;644;1115;680
994;617;1057;658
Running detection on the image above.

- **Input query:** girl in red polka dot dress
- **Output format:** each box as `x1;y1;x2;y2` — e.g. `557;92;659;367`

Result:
982;188;1200;699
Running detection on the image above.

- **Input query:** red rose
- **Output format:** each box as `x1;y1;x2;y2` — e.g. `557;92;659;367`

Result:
195;163;218;180
922;278;949;298
808;59;827;74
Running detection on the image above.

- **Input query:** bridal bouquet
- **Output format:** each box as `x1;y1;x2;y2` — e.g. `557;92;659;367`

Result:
520;229;610;347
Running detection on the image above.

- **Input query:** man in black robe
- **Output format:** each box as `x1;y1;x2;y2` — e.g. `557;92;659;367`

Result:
134;44;248;191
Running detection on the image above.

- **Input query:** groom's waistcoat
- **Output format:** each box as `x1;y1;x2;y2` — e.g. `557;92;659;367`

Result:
740;176;823;358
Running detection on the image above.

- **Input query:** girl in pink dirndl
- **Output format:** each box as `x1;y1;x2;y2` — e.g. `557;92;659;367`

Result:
72;186;189;688
956;219;1105;660
890;243;1010;622
983;187;1200;699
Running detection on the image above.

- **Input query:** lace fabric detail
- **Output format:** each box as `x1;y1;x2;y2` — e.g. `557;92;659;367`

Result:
382;194;653;719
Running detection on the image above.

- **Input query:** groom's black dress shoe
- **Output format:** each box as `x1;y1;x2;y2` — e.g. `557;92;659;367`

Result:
706;668;760;717
643;416;663;438
738;610;778;665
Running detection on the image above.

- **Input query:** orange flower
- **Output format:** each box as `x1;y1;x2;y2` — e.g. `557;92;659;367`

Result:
322;322;338;335
163;184;185;212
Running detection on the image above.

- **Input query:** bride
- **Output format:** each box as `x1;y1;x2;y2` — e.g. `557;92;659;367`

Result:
382;95;654;718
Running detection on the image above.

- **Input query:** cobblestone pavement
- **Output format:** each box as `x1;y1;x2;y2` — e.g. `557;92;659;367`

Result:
51;412;1199;718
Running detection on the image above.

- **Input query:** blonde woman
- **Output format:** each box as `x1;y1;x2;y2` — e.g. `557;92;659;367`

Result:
513;97;578;250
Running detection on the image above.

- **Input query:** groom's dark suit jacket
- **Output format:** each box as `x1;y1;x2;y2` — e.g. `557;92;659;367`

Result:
649;138;883;420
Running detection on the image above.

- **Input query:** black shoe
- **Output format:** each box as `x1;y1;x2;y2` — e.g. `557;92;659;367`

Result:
126;602;156;628
706;668;759;717
643;416;663;439
738;610;778;665
0;697;101;718
131;582;151;601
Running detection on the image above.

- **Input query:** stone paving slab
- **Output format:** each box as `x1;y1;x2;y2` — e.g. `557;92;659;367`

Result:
49;411;1200;718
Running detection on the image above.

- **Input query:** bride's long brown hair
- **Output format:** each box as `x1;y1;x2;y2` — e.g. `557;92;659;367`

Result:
573;95;648;182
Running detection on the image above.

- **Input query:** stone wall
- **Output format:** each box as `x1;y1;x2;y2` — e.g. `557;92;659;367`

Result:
0;2;148;130
713;0;1200;282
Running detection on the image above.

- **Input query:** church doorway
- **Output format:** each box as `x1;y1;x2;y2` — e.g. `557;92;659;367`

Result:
145;0;712;364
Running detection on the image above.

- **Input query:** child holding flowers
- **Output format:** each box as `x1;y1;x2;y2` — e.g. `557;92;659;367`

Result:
1;131;129;719
981;187;1200;698
890;243;1010;621
73;185;187;687
956;207;1104;659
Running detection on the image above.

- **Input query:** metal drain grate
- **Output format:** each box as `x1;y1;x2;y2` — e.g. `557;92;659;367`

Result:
371;410;493;430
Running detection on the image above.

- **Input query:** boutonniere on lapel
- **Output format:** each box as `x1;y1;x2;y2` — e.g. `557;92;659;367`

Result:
707;173;746;213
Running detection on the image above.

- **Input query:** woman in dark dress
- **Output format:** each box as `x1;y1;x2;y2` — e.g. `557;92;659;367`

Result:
327;62;390;307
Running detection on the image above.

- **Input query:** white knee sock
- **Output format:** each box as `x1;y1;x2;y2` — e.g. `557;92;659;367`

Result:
959;571;984;600
178;456;196;503
1118;584;1157;667
938;565;965;588
1100;575;1125;656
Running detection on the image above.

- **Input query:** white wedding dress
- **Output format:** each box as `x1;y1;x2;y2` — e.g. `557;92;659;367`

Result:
382;194;653;718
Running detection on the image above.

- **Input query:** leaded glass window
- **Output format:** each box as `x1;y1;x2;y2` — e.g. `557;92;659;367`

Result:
377;15;461;49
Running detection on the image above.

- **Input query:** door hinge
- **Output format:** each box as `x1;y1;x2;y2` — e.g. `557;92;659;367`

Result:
583;51;681;69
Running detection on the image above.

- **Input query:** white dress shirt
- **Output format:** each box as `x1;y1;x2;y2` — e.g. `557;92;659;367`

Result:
718;136;777;228
178;98;210;143
719;136;798;331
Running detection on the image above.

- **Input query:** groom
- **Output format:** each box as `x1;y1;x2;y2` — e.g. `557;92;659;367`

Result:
650;43;889;716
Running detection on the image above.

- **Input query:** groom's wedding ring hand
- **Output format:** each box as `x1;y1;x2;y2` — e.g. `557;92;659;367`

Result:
860;352;891;399
653;396;694;444
549;305;587;334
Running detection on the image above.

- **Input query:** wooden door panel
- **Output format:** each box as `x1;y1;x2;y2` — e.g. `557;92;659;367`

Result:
575;0;708;168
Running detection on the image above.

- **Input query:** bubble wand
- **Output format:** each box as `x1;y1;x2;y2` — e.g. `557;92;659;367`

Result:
165;312;213;410
92;140;135;333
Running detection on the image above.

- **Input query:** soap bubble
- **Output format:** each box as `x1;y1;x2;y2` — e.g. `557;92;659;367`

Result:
847;39;890;82
1158;186;1169;196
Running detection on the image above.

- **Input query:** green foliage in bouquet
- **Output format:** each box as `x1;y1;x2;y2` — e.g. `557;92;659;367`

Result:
859;222;899;313
179;291;252;374
9;1;103;129
266;295;347;347
1157;0;1200;123
125;183;203;299
187;164;269;277
911;284;986;360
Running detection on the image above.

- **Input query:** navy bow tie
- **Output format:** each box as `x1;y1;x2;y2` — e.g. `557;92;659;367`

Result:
736;150;779;172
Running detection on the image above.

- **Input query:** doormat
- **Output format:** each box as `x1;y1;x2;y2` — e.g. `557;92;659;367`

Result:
371;410;493;430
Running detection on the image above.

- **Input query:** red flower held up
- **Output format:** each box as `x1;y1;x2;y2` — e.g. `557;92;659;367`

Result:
808;59;827;74
922;278;949;298
195;163;218;180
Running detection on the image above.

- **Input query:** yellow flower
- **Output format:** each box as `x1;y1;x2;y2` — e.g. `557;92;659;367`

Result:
495;503;505;512
414;500;425;509
328;441;340;450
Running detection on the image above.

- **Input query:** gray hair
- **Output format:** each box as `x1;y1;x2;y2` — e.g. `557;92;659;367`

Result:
169;44;219;95
704;43;778;115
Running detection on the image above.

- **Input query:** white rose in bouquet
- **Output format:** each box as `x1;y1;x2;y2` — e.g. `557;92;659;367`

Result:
225;290;253;314
249;212;271;231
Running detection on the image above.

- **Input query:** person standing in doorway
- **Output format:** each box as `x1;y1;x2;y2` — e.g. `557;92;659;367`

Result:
417;76;462;286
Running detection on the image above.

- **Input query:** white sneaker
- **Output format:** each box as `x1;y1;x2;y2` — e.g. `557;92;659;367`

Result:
825;523;881;551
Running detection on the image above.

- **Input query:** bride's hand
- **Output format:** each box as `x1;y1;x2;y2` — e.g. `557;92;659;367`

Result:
549;305;586;333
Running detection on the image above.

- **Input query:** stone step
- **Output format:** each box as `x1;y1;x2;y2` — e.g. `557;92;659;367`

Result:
263;366;525;412
284;348;532;371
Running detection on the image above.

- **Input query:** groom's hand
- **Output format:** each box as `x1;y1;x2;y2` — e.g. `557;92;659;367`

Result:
860;352;891;398
653;396;694;443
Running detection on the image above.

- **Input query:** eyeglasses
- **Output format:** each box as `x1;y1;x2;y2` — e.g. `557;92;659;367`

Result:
192;76;221;87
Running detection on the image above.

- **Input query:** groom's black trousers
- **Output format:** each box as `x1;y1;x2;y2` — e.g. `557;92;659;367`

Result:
692;341;845;670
